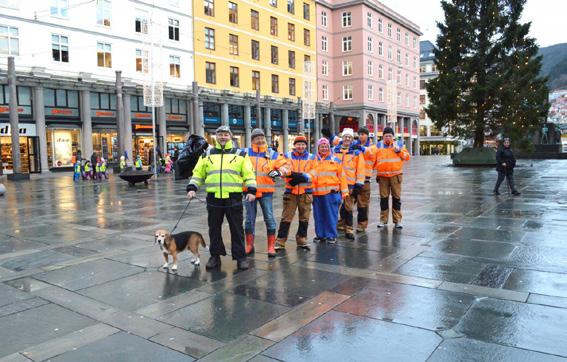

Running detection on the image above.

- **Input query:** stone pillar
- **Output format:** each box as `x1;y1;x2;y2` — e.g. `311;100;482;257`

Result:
282;108;289;153
373;112;378;144
187;97;193;135
415;119;420;156
123;92;133;161
314;112;321;142
158;105;167;153
329;102;336;135
7;57;21;174
192;82;203;136
408;117;413;155
115;71;125;155
80;89;93;159
221;102;229;126
33;86;50;173
264;107;272;146
256;90;262;129
244;104;252;148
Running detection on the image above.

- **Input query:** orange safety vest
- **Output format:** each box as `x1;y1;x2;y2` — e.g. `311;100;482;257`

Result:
244;144;284;198
309;153;349;197
279;150;314;195
374;140;410;177
333;145;366;186
357;140;377;179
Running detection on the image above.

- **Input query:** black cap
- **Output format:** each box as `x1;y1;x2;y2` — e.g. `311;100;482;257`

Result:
359;127;369;135
383;127;395;136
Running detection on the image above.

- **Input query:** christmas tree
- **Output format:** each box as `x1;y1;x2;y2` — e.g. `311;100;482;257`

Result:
426;0;549;148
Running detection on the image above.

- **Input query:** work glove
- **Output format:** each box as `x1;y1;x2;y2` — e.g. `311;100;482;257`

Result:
351;144;362;150
268;170;282;179
289;172;306;186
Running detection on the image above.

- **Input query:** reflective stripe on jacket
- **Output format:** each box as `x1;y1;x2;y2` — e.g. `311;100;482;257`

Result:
280;150;314;195
309;153;348;197
333;145;366;186
374;140;410;177
355;140;377;179
188;140;257;199
244;145;284;198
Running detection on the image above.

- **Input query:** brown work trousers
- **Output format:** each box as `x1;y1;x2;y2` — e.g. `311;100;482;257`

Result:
338;182;371;232
355;182;371;229
277;193;312;244
378;175;403;224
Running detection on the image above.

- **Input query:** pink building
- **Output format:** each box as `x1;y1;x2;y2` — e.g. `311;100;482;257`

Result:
316;0;421;151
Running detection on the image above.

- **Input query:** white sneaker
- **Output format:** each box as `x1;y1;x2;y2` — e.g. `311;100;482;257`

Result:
327;238;337;244
376;223;386;228
171;264;178;271
395;223;403;229
193;258;200;265
162;263;169;269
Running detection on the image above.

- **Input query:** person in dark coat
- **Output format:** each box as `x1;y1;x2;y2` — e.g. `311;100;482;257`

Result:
493;138;520;196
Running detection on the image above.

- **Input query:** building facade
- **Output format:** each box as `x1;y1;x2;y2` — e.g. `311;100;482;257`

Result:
192;0;317;151
315;0;420;152
419;40;458;155
0;0;194;173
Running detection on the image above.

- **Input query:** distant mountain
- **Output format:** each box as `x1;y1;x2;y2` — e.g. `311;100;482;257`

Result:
539;43;567;90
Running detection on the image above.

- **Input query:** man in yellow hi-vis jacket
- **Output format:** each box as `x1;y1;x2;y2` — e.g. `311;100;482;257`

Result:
187;126;257;270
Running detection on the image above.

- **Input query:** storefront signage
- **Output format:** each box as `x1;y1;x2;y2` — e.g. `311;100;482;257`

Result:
0;123;37;137
204;116;220;125
52;129;74;167
133;112;151;119
91;110;116;118
167;114;186;122
230;118;244;127
271;119;282;129
0;105;32;116
46;107;80;118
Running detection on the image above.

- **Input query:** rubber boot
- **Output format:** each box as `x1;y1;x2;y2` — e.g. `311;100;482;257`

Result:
267;234;276;258
245;233;255;255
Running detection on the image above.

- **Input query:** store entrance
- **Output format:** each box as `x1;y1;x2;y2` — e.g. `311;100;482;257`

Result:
0;136;40;174
133;135;163;165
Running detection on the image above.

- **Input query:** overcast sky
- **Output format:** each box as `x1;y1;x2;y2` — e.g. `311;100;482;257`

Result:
380;0;567;47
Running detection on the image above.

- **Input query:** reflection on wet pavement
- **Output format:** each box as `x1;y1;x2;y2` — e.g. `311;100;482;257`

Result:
1;157;567;360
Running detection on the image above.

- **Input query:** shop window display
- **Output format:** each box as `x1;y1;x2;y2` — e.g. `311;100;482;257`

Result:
92;130;118;162
46;128;81;168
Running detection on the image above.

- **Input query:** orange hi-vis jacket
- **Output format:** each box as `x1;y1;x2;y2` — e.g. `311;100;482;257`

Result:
279;150;314;195
333;145;366;186
244;144;285;197
374;140;410;177
357;140;378;180
309;153;349;198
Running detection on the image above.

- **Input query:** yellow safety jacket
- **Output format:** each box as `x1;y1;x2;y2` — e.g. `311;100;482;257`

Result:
188;140;257;199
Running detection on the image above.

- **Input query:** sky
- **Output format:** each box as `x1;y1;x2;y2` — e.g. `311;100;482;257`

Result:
380;0;567;47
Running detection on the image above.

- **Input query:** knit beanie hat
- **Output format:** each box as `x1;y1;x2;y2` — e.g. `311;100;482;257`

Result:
383;127;395;136
342;128;354;138
317;137;330;148
358;127;370;135
251;128;265;140
294;135;308;145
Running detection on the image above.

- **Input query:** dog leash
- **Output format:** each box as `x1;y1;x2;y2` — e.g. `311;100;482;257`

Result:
170;199;192;234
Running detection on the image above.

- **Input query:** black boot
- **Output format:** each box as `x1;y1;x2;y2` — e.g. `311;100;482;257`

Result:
237;258;249;270
206;255;221;270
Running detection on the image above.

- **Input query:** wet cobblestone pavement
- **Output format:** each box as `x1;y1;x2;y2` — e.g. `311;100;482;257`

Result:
1;156;566;361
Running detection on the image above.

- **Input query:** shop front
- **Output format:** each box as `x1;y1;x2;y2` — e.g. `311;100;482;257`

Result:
0;123;40;174
132;124;162;165
92;126;118;162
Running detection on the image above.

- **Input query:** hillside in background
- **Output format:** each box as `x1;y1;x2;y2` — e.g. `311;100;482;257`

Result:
539;43;567;91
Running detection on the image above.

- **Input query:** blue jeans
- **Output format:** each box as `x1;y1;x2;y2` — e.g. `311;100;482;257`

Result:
245;192;276;235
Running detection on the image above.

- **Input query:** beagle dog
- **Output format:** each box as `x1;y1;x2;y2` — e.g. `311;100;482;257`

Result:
154;229;208;271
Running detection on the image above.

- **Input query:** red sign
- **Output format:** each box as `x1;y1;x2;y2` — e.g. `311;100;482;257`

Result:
133;113;151;119
51;108;74;115
95;111;115;117
167;114;185;121
0;106;25;113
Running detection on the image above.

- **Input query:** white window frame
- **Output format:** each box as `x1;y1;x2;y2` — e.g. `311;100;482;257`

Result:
96;0;112;27
135;10;149;34
204;28;215;49
96;41;112;68
50;0;68;18
367;12;372;28
52;34;69;62
367;36;373;52
413;36;417;48
322;84;329;100
405;52;409;66
321;10;327;27
413;76;417;89
367;60;373;77
321;35;328;52
378;41;383;56
405;32;409;45
378;64;383;79
342;36;352;52
405;73;409;87
343;85;353;100
321;59;328;76
0;25;19;55
378;18;383;32
368;84;373;100
135;48;149;73
397;49;401;65
378;87;384;102
388;67;392;80
342;60;352;76
388;46;392;60
406;94;410;107
169;18;180;41
341;11;351;27
396;28;401;41
387;23;392;37
169;55;181;78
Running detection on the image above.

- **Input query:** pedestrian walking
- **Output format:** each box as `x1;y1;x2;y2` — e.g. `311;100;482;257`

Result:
352;127;377;232
243;128;286;257
493;137;520;196
135;155;143;170
375;127;410;229
119;155;126;172
100;157;108;179
73;160;81;181
83;160;92;180
273;135;314;251
187;126;257;270
334;128;366;239
309;138;349;244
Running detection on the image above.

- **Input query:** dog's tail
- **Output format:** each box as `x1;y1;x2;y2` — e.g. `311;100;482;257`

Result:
198;233;209;250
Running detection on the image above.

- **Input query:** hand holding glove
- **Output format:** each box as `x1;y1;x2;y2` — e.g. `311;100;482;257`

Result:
289;172;307;186
268;170;282;179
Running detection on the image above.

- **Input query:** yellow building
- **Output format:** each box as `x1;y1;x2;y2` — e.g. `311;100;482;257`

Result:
193;0;317;150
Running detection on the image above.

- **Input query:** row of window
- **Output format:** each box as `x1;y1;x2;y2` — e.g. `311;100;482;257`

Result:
321;10;417;49
204;0;311;21
325;36;417;68
205;62;298;95
333;84;417;106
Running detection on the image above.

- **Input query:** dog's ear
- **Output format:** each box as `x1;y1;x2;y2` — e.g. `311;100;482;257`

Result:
154;233;158;244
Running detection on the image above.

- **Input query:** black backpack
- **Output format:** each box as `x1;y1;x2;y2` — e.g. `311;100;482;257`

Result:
174;135;209;180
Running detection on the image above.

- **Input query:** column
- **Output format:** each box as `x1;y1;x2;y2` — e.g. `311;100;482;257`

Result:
123;92;133;161
158;105;167;153
187;97;193;135
408;117;413;155
244;104;252;148
115;71;125;155
33;86;49;173
329;102;336;135
264;107;272;146
314;112;321;142
192;82;203;136
221;102;229;126
282;108;289;153
7;57;21;174
373;112;378;144
80;89;93;159
256;90;262;129
415;119;421;156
